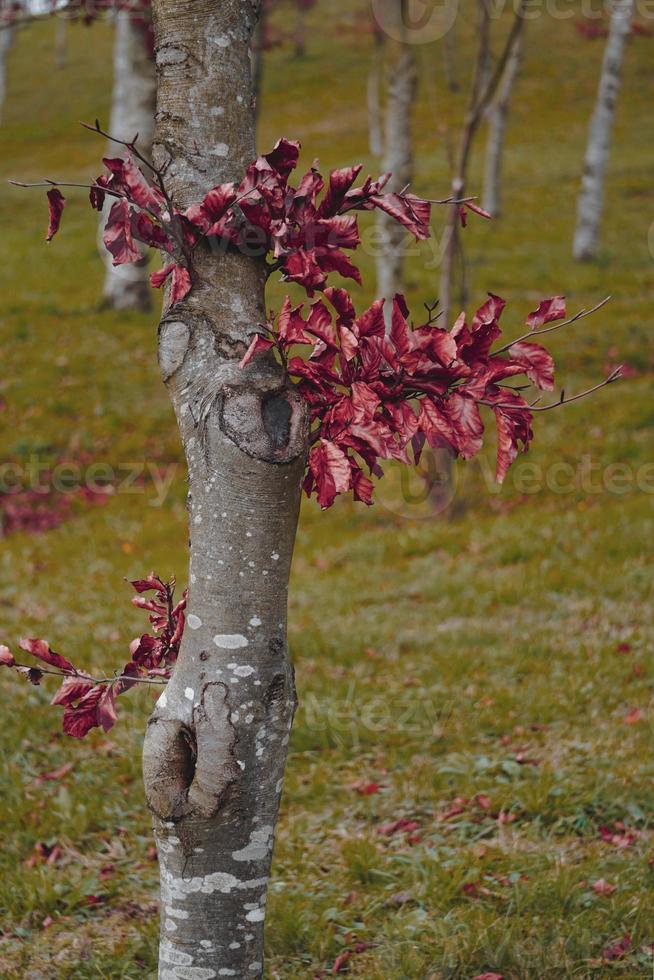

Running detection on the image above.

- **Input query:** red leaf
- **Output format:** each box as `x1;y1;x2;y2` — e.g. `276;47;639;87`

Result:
370;191;432;240
492;392;533;483
150;264;175;289
324;287;356;324
0;645;15;667
46;188;65;242
526;296;566;331
62;685;104;739
19;638;75;673
318;165;363;217
265;137;301;179
240;334;274;369
308;440;351;509
442;392;484;459
351;780;381;795
498;342;554;391
377;818;420;836
103;199;142;265
51;674;95;707
472;974;504;980
351;381;380;421
130;212;172;251
150;264;193;307
97;684;118;733
316;247;362;285
169;265;192;307
350;465;374;505
602;934;631;962
130;574;165;594
102;155;164;214
463;201;493;221
592;879;617;896
355;298;386;339
184;182;237;234
419;399;457;452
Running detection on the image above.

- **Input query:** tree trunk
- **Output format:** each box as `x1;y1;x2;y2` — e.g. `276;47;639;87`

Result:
251;2;265;130
375;2;417;311
481;21;524;218
55;15;67;68
573;0;633;261
367;17;384;158
443;19;459;92
0;21;14;125
143;2;309;978
100;10;156;311
293;3;306;58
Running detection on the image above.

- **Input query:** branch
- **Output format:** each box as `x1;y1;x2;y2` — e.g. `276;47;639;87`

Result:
9;662;169;686
492;296;611;355
484;367;623;413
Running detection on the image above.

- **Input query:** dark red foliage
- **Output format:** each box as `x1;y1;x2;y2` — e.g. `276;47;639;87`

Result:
0;575;186;738
602;934;632;962
241;290;560;507
45;138;433;309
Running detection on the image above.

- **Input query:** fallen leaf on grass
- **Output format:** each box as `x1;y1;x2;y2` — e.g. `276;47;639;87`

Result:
602;933;631;961
377;818;420;836
592;879;617;896
350;781;381;796
33;762;74;785
331;942;374;973
599;823;641;848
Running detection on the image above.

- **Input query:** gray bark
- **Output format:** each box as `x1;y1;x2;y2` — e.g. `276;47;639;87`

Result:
481;22;523;218
375;2;417;310
573;0;633;261
0;20;14;125
100;10;156;311
143;2;309;978
55;15;67;69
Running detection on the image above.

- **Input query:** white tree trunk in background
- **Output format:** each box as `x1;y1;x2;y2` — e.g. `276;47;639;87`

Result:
481;21;524;218
375;2;417;310
367;18;384;158
573;0;633;260
0;22;15;125
100;10;156;310
143;1;309;976
55;16;67;68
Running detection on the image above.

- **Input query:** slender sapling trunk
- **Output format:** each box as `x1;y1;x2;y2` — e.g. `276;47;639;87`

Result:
573;0;633;260
100;9;156;311
481;19;524;218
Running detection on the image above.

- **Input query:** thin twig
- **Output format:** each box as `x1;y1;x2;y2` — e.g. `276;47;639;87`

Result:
483;367;622;413
10;663;169;687
492;296;611;354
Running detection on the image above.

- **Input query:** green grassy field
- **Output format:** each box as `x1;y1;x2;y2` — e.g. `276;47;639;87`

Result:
1;3;653;977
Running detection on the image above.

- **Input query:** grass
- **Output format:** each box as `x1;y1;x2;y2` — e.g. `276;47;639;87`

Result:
0;2;653;977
